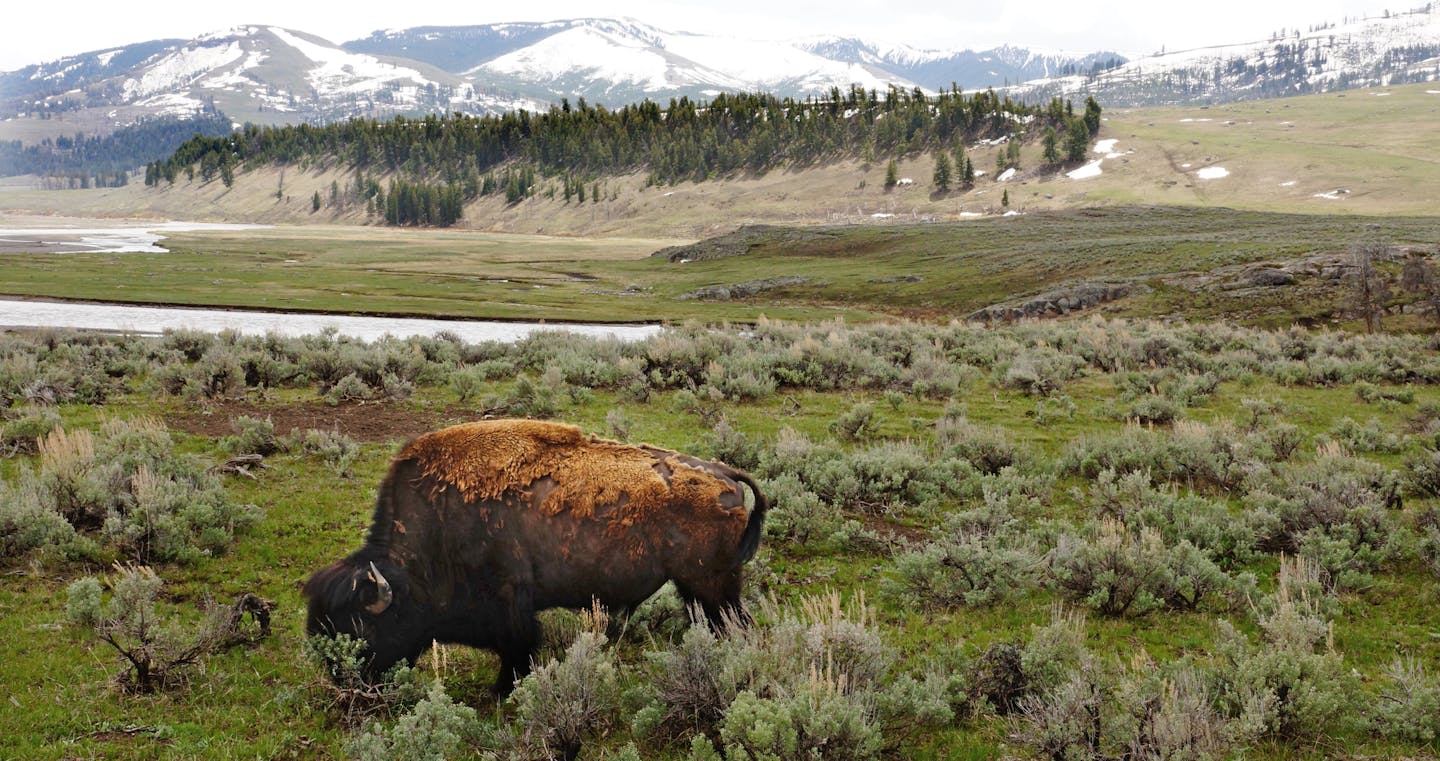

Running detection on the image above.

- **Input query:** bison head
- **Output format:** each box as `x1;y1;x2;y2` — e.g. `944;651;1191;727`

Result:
303;556;424;682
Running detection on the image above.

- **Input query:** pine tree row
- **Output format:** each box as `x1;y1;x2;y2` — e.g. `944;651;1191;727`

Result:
147;87;1102;227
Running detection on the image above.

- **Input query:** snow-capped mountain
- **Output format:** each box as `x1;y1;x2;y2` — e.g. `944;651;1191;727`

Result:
5;7;1437;142
353;18;925;105
1;25;540;127
1011;4;1440;106
796;37;1126;91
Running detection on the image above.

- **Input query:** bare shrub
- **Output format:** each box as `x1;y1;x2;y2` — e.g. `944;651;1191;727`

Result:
80;564;273;693
604;408;631;440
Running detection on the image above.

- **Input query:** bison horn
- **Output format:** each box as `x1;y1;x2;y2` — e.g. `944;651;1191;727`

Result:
366;561;393;615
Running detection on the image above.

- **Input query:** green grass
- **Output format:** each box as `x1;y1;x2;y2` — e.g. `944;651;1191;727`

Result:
4;336;1440;759
3;206;1438;328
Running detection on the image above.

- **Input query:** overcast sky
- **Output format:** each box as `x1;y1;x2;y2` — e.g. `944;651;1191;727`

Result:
0;0;1412;72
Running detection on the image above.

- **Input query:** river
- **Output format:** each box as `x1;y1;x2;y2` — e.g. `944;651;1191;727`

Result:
0;298;661;343
0;220;271;254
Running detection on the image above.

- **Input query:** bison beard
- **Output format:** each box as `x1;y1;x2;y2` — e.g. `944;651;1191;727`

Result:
304;419;767;693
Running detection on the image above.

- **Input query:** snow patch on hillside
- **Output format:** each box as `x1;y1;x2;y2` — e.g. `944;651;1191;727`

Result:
1197;167;1229;179
269;27;432;93
1068;160;1104;180
201;51;268;90
137;92;207;116
122;42;244;99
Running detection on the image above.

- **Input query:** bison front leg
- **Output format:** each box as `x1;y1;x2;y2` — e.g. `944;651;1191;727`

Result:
493;588;539;696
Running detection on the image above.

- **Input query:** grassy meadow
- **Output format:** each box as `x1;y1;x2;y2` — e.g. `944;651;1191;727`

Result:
3;206;1440;329
2;321;1440;759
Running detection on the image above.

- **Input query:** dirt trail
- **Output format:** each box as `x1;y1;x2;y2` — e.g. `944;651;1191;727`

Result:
166;399;478;443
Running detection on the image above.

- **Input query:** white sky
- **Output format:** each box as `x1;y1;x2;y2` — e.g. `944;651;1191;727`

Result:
0;0;1414;73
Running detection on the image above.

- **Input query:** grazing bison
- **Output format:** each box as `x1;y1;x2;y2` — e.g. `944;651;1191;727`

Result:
304;419;767;691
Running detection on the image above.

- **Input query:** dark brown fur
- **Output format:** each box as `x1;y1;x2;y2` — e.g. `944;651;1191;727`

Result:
304;419;767;691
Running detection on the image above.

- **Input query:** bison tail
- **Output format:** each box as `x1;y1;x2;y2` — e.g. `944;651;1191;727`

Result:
732;469;769;567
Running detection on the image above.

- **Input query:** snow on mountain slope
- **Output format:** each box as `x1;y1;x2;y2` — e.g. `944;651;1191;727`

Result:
480;24;740;92
267;27;432;94
474;18;918;99
663;33;898;89
795;35;1125;90
1013;5;1440;105
8;8;1434;138
122;39;247;100
4;25;543;126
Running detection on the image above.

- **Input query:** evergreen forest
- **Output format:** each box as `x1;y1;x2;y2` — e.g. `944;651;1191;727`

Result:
147;87;1102;227
0;109;232;181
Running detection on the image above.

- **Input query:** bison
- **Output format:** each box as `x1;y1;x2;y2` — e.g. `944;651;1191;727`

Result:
303;418;767;691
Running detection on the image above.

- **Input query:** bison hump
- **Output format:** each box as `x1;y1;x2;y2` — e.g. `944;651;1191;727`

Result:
396;419;736;523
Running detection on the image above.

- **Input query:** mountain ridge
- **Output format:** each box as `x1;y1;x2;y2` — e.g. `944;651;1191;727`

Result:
2;7;1436;158
1011;4;1440;105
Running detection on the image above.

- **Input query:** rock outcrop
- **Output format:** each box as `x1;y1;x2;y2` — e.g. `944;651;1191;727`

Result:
967;281;1148;322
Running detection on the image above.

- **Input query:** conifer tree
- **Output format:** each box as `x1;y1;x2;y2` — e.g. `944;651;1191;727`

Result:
933;152;952;192
1042;126;1061;164
885;159;898;190
1065;119;1091;162
1083;96;1103;135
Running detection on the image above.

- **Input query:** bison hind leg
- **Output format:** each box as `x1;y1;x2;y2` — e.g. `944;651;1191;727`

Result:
493;591;540;696
675;569;749;631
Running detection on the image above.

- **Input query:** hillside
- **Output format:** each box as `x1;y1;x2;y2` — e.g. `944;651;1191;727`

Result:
3;83;1437;237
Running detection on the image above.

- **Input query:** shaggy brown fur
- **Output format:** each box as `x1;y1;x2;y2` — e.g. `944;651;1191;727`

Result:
397;419;736;524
